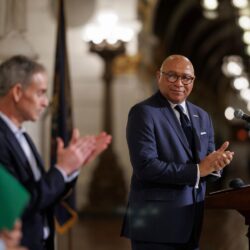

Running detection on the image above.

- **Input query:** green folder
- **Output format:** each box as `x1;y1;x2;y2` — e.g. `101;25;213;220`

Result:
0;164;30;230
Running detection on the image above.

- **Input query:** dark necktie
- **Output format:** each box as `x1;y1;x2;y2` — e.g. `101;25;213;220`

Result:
175;105;195;151
175;106;198;201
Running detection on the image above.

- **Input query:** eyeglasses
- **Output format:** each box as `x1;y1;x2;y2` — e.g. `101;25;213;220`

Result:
160;71;195;85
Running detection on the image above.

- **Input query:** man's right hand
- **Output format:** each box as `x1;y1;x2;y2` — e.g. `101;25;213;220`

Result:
56;128;96;175
0;220;28;250
199;141;234;177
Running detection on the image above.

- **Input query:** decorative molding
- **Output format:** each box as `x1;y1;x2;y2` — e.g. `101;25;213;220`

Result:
0;31;38;61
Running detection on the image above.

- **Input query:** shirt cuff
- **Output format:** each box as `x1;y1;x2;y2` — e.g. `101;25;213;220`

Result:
55;165;80;182
209;171;222;177
195;164;200;189
0;239;6;250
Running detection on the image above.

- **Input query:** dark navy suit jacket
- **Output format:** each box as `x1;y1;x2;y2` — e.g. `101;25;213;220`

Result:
121;91;216;244
0;117;75;250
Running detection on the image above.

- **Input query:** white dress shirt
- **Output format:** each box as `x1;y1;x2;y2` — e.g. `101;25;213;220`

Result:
0;239;5;250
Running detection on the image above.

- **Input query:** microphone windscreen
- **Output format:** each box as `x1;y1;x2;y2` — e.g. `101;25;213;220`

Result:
229;178;245;189
234;109;244;119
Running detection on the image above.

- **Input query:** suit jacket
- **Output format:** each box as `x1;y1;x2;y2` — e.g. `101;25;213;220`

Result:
0;117;75;250
121;91;217;244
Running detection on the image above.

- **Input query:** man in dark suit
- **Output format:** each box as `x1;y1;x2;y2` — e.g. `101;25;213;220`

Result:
0;55;112;250
121;55;234;250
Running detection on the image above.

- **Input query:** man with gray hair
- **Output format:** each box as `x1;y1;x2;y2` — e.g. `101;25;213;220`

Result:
0;55;112;250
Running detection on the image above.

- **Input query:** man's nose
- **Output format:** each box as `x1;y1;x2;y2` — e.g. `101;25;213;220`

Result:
174;76;184;86
43;97;49;107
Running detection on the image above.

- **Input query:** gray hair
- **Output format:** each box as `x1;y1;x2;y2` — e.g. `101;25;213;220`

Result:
0;55;46;97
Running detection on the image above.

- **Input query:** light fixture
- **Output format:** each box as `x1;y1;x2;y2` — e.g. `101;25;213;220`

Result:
202;10;219;19
232;75;249;90
240;88;250;101
201;0;219;10
82;9;141;214
82;9;140;50
246;44;250;55
224;107;235;120
238;15;250;30
242;30;250;44
232;0;249;9
222;55;244;77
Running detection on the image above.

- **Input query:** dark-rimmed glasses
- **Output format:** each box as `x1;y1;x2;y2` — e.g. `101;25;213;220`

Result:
160;71;195;85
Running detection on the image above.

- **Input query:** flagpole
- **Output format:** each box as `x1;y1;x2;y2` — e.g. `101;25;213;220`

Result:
52;0;75;249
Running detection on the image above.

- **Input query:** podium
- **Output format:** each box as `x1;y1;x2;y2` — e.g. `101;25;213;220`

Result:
205;185;250;248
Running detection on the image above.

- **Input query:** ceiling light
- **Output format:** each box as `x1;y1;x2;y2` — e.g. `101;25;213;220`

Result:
202;0;219;10
240;88;250;101
203;10;219;19
232;76;249;90
243;31;250;44
222;55;244;77
232;0;248;9
246;45;250;55
224;107;235;120
238;15;250;30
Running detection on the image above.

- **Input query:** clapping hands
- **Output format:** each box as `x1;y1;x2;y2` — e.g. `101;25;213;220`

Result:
199;141;234;177
56;129;112;175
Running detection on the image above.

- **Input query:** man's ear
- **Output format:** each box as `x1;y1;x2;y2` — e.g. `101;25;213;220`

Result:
156;70;161;83
11;84;23;102
156;70;161;80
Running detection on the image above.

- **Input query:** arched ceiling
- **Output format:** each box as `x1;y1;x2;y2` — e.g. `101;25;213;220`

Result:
152;0;250;100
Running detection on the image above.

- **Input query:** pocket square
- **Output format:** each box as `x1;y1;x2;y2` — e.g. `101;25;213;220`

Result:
200;132;207;135
193;114;199;118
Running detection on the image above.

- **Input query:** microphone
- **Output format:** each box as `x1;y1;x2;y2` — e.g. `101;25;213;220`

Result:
229;178;245;189
234;109;250;122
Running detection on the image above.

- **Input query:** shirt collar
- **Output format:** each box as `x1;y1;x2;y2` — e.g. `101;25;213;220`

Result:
0;112;25;135
168;100;187;114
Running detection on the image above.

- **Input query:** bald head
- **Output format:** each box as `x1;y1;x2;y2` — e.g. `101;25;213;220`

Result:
157;54;195;103
160;55;195;76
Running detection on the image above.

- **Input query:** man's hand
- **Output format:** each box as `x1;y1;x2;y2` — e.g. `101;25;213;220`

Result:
0;220;28;250
56;129;112;175
84;132;112;165
56;128;96;175
199;141;234;177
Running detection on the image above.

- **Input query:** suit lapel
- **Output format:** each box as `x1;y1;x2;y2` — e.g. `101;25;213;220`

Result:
23;132;45;174
187;103;202;158
0;117;44;178
0;118;34;178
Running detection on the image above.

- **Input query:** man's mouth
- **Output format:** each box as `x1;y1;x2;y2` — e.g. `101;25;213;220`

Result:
171;89;184;94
